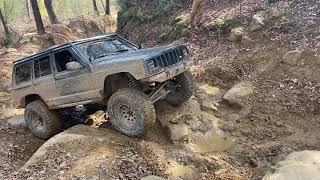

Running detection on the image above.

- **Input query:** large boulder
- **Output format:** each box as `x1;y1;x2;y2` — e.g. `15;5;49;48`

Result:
13;125;239;179
263;151;320;180
223;81;254;107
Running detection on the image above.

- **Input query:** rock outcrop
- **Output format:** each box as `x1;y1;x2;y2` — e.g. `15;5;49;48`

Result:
263;151;320;180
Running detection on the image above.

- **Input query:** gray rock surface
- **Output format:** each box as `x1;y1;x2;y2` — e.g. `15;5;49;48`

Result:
263;151;320;180
282;50;302;66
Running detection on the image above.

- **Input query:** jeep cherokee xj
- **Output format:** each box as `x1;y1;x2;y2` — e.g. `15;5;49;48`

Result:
11;34;193;139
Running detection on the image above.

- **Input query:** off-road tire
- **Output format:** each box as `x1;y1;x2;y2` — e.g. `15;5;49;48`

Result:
107;88;156;137
24;100;61;140
166;71;193;106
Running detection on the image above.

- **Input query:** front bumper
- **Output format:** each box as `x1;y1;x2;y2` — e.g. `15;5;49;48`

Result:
141;60;193;83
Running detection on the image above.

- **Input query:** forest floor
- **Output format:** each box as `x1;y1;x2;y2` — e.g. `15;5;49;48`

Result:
0;0;320;179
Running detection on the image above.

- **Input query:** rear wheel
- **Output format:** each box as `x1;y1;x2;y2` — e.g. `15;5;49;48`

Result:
24;100;61;140
107;88;156;137
166;71;193;106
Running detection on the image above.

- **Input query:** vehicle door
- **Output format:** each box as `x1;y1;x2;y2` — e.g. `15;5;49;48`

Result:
52;47;95;107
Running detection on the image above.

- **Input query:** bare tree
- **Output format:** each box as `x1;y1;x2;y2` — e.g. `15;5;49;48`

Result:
105;0;110;15
0;8;12;47
100;0;110;15
30;0;46;35
92;0;100;16
44;0;58;24
26;0;31;19
189;0;209;29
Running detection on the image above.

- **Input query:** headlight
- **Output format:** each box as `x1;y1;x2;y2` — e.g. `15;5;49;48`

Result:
182;48;189;56
147;59;155;69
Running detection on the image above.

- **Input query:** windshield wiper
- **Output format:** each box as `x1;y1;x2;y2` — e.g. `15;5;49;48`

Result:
94;54;109;59
115;49;129;53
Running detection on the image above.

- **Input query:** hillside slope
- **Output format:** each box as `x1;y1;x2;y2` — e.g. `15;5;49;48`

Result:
117;0;320;178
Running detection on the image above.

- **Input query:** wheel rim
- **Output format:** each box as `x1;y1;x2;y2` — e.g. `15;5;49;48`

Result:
29;111;44;131
118;104;137;128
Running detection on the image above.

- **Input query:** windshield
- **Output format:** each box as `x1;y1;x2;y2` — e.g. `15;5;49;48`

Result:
75;36;136;60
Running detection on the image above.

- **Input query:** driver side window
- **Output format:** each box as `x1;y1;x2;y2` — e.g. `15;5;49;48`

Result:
54;50;82;72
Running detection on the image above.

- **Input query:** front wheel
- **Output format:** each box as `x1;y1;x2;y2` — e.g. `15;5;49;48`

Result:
166;71;193;106
107;88;156;137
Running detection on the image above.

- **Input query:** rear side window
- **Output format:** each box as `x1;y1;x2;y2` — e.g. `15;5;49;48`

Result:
15;62;32;85
34;56;52;78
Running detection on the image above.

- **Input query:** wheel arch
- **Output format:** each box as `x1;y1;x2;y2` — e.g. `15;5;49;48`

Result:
103;72;136;99
23;94;44;107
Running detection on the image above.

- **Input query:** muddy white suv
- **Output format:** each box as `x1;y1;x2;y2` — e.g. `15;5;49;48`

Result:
11;34;193;139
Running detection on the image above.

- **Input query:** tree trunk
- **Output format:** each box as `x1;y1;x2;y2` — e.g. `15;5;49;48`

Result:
105;0;110;15
30;0;46;35
44;0;59;24
92;0;100;16
0;8;12;47
26;0;31;19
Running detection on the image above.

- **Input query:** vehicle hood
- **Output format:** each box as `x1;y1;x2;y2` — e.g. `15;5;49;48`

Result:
94;44;183;65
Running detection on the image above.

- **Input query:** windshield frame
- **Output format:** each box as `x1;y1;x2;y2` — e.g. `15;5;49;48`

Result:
72;35;139;62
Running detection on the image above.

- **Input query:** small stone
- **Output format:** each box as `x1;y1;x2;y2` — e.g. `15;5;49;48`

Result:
229;27;244;42
250;13;265;31
282;50;302;66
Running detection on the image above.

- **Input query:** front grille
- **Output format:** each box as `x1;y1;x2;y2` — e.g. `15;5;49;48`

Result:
151;48;184;68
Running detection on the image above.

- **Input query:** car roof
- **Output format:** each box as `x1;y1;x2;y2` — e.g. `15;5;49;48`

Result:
13;33;117;65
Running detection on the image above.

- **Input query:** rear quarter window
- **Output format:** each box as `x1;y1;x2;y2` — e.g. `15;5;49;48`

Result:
34;56;52;78
15;62;32;85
